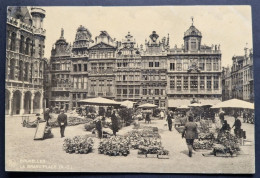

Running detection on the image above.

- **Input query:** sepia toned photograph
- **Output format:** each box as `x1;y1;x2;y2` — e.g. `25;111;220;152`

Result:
5;6;254;173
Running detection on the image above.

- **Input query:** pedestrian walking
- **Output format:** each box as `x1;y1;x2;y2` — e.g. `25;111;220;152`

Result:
57;109;67;138
232;114;242;138
182;116;198;157
166;112;173;131
111;110;119;136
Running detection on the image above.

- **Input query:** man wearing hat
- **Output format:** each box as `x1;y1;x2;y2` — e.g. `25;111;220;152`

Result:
44;108;51;126
57;109;67;138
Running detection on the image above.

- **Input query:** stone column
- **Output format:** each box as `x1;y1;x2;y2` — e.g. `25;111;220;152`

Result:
39;91;43;114
9;91;13;115
30;92;35;114
15;32;20;53
20;91;25;115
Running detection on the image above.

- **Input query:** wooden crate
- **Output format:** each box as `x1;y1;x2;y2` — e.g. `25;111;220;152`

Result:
157;155;169;159
137;154;147;158
146;154;158;158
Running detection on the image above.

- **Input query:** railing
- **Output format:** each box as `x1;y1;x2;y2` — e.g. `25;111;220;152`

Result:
89;69;114;75
50;96;70;101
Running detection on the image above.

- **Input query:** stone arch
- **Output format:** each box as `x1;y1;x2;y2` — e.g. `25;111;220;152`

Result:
5;89;10;115
33;92;41;114
9;58;16;80
24;91;32;114
18;60;23;81
12;90;21;115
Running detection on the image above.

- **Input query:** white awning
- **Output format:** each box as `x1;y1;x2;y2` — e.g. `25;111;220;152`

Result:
168;99;221;108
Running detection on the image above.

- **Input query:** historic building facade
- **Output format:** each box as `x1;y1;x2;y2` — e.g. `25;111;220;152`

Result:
47;20;223;110
5;7;46;115
115;32;142;102
221;67;232;101
227;47;254;102
140;31;169;108
167;23;222;108
49;28;71;110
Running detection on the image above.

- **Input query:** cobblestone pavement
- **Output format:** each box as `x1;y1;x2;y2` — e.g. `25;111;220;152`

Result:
5;115;255;173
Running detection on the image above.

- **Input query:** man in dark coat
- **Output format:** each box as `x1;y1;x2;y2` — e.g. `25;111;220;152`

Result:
57;109;67;138
182;116;198;157
166;112;173;131
111;110;119;136
232;115;242;138
95;117;102;139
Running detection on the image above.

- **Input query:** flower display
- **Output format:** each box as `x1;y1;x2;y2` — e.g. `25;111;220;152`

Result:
98;136;130;156
63;135;94;154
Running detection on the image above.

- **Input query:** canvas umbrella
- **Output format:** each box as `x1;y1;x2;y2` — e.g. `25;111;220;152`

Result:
177;105;189;109
79;97;120;106
188;103;203;107
211;98;254;109
120;100;136;108
138;103;158;108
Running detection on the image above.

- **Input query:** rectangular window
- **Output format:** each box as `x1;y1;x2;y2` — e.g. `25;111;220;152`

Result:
155;89;160;95
155;62;159;67
143;89;147;95
117;63;122;67
78;64;81;72
176;77;182;91
183;76;188;90
83;93;87;99
213;61;219;71
129;89;134;94
73;94;76;99
206;61;211;71
176;63;182;71
135;89;140;95
170;76;175;89
73;64;77;72
191;41;196;49
200;76;205;89
123;89;127;95
149;62;153;67
123;75;127;81
84;64;87;71
117;89;121;94
77;93;81;99
170;63;175;71
207;76;212;89
199;62;205;71
161;89;165;95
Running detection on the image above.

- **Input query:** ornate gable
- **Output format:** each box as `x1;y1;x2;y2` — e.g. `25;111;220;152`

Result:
89;42;116;50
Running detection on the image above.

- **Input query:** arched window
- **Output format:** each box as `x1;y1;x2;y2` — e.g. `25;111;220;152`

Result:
10;59;15;80
18;60;23;81
10;32;16;51
24;63;29;81
25;38;31;55
19;35;24;53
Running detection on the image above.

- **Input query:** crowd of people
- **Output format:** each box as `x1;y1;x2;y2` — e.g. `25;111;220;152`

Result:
41;104;251;158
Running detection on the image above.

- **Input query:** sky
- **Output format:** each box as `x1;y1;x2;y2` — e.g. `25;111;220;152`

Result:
41;6;252;67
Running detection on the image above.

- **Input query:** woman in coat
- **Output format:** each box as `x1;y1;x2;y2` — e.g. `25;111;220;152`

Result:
182;116;198;157
111;110;119;136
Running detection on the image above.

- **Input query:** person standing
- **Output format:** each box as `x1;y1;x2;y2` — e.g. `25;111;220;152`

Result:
182;116;198;157
219;109;225;125
111;110;119;136
44;108;51;126
146;113;151;124
57;109;67;138
166;112;173;131
95;117;102;139
232;115;242;138
160;110;165;120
